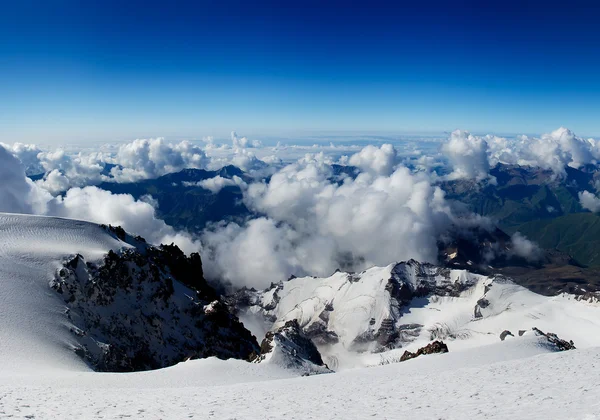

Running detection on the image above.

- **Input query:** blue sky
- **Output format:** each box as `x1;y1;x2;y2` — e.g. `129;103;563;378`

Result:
2;0;600;143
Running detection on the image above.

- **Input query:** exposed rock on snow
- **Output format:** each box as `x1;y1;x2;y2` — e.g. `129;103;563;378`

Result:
230;260;488;354
399;340;449;362
51;238;259;371
500;330;514;341
532;327;576;351
228;257;600;370
252;320;331;375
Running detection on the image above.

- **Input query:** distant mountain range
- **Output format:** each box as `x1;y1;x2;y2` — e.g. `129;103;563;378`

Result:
441;163;600;267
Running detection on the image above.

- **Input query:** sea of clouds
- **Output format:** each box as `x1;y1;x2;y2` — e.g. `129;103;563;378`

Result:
1;127;593;289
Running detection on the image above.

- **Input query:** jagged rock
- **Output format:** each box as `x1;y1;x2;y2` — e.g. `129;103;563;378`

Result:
400;341;449;362
252;320;331;375
574;292;600;304
532;327;576;351
474;305;483;319
100;224;126;241
50;244;259;372
304;322;339;345
518;330;526;336
500;330;514;341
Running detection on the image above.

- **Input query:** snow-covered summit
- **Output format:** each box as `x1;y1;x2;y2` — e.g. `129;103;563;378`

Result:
231;259;600;369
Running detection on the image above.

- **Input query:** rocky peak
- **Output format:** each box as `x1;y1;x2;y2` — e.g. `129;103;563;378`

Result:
252;320;331;376
51;241;259;372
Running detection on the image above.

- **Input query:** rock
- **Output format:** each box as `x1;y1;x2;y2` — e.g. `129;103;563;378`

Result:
253;320;331;375
477;298;490;308
50;243;259;372
399;340;449;362
518;330;526;336
532;327;576;351
500;330;514;341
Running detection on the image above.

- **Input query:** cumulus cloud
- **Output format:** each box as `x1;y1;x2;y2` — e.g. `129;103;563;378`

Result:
185;175;247;193
0;144;200;254
347;144;397;176
0;145;51;214
110;138;209;182
231;131;262;148
442;130;490;181
0;142;44;175
49;186;200;253
440;127;600;180
579;190;600;212
201;152;463;288
510;232;542;261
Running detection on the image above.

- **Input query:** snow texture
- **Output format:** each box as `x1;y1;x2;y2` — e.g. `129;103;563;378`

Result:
1;213;600;418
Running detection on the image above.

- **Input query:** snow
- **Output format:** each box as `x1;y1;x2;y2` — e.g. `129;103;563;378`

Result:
242;262;600;369
0;213;132;374
1;212;600;418
1;339;599;419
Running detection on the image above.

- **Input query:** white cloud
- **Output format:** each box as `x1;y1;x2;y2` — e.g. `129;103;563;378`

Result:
0;142;44;175
440;127;600;180
49;186;200;254
510;232;542;261
0;144;200;254
231;131;262;148
442;130;490;181
186;175;247;193
0;145;51;214
347;144;397;176
109;138;209;182
201;152;460;288
579;191;600;212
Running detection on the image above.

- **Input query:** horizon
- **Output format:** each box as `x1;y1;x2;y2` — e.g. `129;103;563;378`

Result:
3;0;600;144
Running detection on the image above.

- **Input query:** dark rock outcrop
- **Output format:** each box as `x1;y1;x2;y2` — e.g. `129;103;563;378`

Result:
51;242;259;372
500;330;514;341
532;327;576;351
400;341;449;362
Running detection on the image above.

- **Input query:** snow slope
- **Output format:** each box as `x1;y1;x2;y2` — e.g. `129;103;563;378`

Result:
0;338;599;419
0;213;132;373
0;212;260;374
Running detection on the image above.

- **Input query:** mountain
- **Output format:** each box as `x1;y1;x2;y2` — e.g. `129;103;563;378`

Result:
96;166;252;232
440;163;600;266
2;213;600;417
229;259;600;370
516;212;600;267
0;213;258;373
252;319;332;375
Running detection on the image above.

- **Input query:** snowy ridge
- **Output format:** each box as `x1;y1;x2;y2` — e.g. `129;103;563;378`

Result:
0;212;257;374
233;260;600;369
0;213;133;373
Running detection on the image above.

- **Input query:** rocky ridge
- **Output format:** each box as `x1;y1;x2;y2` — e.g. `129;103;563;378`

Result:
51;225;259;372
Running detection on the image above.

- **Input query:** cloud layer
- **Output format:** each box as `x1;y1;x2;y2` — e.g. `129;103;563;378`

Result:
201;153;462;288
443;127;600;179
0;144;200;254
4;128;574;289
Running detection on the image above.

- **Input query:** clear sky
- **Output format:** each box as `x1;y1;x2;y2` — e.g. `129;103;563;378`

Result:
2;0;600;143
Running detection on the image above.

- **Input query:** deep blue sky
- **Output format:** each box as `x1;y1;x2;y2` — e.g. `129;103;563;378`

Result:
2;0;600;143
